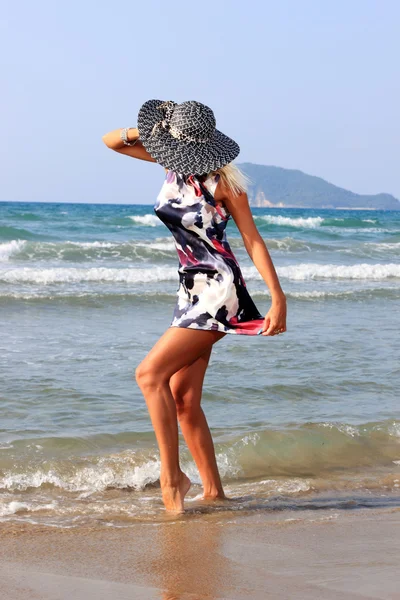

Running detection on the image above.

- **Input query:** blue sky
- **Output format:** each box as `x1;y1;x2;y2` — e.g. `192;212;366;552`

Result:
1;0;399;204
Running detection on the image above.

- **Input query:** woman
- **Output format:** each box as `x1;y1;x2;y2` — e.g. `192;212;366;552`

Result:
103;99;287;513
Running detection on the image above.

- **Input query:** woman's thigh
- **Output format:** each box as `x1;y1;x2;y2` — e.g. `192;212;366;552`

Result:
138;327;225;382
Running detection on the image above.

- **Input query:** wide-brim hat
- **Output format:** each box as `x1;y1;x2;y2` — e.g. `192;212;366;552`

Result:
137;99;240;176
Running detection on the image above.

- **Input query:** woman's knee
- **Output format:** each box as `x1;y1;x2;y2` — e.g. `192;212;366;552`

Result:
135;360;164;391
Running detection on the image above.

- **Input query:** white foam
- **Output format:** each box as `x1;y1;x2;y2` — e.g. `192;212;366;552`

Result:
289;290;349;299
2;262;399;284
0;445;243;493
0;240;26;261
319;423;360;437
244;263;400;282
0;501;30;516
271;238;312;252
0;266;179;284
0;443;14;450
388;423;400;438
253;288;400;301
256;214;395;233
128;214;160;227
135;241;176;251
0;500;56;517
0;290;178;300
67;241;118;248
342;227;396;233
67;239;176;251
257;215;324;228
364;242;400;252
0;453;163;493
276;263;400;281
258;478;311;493
0;239;178;263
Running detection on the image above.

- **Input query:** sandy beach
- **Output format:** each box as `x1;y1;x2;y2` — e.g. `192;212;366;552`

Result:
1;507;400;600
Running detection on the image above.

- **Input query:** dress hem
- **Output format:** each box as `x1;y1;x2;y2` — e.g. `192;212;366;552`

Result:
169;320;265;337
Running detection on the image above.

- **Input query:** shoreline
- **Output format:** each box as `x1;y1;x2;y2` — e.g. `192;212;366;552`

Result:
2;199;400;210
1;507;400;599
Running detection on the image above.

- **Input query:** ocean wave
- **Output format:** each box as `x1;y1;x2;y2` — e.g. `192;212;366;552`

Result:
1;421;400;494
254;215;390;230
0;225;47;241
277;262;400;280
0;238;176;262
0;453;162;493
256;215;324;228
0;237;330;264
364;242;400;252
7;212;44;222
128;214;161;227
3;237;399;265
254;287;400;301
3;232;400;269
339;241;400;258
1;422;400;526
1;262;399;284
0;266;179;284
1;286;399;303
261;237;325;253
0;240;27;261
136;240;176;250
0;500;56;518
321;216;380;228
0;291;176;302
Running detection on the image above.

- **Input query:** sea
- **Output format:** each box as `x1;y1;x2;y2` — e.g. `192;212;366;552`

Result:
1;201;400;527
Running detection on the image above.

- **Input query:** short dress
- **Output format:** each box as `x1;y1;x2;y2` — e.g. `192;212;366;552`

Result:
154;170;265;335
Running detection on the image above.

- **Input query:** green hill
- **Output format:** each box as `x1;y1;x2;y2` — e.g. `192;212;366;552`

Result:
239;163;400;210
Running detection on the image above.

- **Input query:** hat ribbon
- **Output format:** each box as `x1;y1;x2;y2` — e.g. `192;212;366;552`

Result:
150;101;210;143
150;101;176;136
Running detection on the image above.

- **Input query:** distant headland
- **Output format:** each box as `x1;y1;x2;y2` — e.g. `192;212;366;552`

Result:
239;163;400;210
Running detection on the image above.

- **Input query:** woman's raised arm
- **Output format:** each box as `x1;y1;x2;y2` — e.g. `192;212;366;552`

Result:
102;127;156;163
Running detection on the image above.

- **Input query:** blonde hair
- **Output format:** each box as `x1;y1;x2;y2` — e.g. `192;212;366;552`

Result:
211;163;249;196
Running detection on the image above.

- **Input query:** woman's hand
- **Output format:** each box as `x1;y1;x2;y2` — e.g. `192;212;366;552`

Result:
260;295;287;336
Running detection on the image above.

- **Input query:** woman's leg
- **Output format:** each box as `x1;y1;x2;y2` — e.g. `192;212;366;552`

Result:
135;327;225;512
170;347;226;500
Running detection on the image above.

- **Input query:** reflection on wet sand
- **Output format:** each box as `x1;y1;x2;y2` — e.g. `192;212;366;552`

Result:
149;516;235;599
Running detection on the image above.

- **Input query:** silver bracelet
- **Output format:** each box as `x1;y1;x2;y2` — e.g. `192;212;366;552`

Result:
120;127;139;147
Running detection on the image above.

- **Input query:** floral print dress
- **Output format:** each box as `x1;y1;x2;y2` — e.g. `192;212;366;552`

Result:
154;170;265;335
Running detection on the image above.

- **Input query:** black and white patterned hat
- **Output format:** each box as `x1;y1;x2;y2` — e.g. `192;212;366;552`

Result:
137;99;240;176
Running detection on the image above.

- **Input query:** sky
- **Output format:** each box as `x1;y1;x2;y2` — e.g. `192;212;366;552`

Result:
1;0;399;204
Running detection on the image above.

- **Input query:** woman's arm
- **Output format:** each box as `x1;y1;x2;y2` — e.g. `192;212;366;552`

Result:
102;127;156;163
215;182;287;336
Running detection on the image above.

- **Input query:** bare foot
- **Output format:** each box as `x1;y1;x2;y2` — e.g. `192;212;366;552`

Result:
161;472;191;513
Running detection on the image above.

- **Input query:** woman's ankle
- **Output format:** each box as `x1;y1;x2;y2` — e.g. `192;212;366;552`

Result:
160;470;185;488
202;485;225;499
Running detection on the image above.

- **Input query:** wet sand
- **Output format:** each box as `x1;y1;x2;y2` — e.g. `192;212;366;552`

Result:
1;508;400;600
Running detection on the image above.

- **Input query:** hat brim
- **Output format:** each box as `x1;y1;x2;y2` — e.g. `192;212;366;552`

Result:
137;99;240;176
